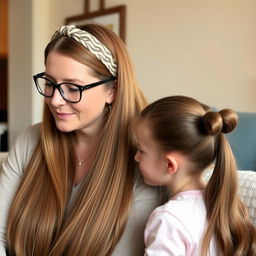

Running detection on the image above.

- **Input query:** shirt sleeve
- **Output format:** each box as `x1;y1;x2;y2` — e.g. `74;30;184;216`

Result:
0;125;40;256
144;210;193;256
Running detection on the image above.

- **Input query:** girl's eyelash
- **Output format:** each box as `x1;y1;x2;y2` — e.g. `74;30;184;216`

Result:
138;148;144;153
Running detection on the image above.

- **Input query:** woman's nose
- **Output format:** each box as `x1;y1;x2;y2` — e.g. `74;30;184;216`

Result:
50;88;66;106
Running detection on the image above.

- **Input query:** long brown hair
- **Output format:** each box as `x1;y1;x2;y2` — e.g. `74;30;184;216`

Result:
135;96;256;256
7;24;147;255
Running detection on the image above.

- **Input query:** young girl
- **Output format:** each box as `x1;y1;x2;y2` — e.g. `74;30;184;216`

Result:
132;96;256;256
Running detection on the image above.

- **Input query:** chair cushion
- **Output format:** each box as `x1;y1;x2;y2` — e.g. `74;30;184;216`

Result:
237;170;256;226
204;169;256;227
0;152;8;170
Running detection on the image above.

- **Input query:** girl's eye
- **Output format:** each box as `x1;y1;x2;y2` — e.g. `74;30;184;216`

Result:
138;148;144;154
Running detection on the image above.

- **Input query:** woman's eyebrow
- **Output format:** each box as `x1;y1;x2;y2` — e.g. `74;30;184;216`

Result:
44;72;85;84
44;72;55;81
61;78;85;84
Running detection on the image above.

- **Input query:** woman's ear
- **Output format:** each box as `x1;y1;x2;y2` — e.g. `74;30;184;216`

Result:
166;154;178;174
106;85;116;104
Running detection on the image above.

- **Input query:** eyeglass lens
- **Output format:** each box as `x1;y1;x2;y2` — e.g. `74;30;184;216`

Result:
36;77;81;102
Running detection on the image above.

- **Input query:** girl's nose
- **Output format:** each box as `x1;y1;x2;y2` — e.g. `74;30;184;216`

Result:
134;151;139;162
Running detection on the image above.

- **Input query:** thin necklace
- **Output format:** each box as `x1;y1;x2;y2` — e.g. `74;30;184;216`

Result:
77;150;93;166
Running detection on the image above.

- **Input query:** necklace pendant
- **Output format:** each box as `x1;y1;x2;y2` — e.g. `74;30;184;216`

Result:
78;161;82;166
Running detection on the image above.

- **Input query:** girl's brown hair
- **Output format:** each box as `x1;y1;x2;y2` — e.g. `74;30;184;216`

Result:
135;95;256;256
7;24;147;255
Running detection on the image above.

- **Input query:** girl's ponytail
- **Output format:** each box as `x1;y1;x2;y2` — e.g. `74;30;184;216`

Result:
202;110;256;256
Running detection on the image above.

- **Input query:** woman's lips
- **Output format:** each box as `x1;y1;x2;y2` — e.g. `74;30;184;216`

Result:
55;112;74;119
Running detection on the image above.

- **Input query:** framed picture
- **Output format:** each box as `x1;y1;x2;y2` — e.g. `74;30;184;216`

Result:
66;4;126;43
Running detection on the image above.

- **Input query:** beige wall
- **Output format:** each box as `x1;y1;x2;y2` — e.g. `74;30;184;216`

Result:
129;0;256;111
9;0;33;144
45;0;256;111
8;0;256;144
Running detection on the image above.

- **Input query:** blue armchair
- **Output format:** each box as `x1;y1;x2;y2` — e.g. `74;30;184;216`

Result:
226;112;256;171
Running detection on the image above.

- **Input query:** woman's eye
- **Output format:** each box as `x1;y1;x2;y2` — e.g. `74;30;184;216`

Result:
63;84;80;93
68;87;79;93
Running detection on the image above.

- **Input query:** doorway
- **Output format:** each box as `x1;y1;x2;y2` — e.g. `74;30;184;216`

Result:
0;0;8;151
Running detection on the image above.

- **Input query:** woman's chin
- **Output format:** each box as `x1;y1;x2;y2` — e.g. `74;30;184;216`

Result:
55;122;74;133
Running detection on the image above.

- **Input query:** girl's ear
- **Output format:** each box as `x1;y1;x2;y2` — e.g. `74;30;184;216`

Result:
166;154;178;174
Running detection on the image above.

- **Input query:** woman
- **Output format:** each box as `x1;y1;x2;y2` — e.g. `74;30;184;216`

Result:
0;24;161;256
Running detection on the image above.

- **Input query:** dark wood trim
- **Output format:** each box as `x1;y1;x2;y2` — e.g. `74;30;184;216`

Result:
65;0;126;43
100;0;105;10
0;56;8;122
84;0;89;14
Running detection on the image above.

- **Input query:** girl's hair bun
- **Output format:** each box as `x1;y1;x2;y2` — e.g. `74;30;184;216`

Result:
219;109;238;133
202;109;238;136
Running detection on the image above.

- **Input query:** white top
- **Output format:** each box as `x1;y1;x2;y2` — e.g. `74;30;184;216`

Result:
144;190;218;256
0;124;162;256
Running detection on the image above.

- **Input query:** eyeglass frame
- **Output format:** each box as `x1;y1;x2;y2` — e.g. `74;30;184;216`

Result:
33;72;116;103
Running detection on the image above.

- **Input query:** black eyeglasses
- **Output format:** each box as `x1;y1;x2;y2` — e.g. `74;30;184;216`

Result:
33;72;116;103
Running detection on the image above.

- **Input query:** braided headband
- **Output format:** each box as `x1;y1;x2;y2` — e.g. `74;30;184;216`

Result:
51;25;117;77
